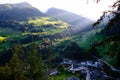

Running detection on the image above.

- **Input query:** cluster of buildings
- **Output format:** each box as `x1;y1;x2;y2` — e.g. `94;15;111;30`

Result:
61;58;103;73
49;58;120;80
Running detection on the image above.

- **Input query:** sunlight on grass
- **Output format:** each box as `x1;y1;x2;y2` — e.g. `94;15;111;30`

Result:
28;17;69;28
0;36;6;42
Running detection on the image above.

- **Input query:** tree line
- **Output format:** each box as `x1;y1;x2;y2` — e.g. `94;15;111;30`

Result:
0;43;49;80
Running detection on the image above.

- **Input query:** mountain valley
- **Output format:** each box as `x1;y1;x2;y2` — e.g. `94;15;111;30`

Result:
0;2;120;80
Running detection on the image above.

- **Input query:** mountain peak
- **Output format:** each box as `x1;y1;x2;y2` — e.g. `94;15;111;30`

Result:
0;2;32;10
14;2;32;8
0;2;45;21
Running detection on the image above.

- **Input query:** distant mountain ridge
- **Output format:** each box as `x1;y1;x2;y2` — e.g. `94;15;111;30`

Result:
0;2;45;21
0;2;94;33
0;2;32;9
46;7;93;30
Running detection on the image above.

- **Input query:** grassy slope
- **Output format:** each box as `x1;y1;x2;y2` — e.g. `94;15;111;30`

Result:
50;71;79;80
71;29;102;51
0;17;70;53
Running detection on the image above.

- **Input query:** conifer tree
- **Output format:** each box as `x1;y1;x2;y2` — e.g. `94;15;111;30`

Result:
27;42;49;80
9;44;27;80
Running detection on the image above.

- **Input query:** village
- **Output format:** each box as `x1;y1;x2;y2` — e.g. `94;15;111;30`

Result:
49;58;120;80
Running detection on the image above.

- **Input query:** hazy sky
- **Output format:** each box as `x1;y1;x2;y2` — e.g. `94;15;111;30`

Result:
0;0;116;20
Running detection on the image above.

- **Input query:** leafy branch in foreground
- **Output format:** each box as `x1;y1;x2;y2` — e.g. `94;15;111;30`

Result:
93;0;120;28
